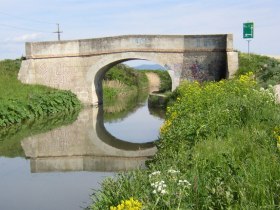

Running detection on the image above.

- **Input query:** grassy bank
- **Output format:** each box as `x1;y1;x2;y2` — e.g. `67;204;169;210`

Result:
237;52;280;88
91;74;280;209
0;59;82;128
90;54;280;209
102;64;148;103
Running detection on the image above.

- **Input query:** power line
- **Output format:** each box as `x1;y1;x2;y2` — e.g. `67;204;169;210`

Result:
0;23;52;33
0;11;54;25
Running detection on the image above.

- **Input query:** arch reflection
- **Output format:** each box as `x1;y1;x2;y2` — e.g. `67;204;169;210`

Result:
21;107;157;173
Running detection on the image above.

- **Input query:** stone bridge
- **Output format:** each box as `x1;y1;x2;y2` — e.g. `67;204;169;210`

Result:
18;34;238;105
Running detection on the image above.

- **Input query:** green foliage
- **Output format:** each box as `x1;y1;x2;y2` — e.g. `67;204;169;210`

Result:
104;64;148;88
0;91;81;128
237;53;280;88
0;59;82;128
155;70;172;93
148;94;168;108
91;74;280;209
102;64;148;104
102;86;118;101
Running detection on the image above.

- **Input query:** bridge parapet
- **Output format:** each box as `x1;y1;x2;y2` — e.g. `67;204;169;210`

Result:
26;34;233;59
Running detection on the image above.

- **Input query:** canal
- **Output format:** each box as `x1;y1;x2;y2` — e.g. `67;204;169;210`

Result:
0;92;165;210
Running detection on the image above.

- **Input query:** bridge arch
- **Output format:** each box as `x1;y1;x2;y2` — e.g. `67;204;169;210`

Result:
86;52;175;104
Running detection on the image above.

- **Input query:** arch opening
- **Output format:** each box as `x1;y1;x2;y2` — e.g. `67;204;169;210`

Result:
93;58;171;143
92;57;173;105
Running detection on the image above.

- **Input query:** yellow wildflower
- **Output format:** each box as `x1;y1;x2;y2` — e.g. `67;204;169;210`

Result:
110;197;142;210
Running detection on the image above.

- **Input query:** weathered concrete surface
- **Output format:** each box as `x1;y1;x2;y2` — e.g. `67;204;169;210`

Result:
21;107;156;172
18;34;238;105
274;85;280;103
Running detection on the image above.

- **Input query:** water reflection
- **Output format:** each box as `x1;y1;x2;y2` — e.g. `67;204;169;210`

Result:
21;107;158;172
1;90;165;209
0;111;79;157
104;101;164;143
103;88;149;122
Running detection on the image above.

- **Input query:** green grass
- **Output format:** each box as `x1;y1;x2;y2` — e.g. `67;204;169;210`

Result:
0;59;51;100
102;64;148;103
90;73;280;209
237;52;280;88
103;64;148;88
0;59;82;128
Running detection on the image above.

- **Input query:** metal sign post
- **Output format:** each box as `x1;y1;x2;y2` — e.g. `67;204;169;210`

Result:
247;39;251;55
243;22;254;55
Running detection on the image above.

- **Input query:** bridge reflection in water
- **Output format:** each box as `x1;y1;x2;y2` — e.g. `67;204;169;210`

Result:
21;107;157;173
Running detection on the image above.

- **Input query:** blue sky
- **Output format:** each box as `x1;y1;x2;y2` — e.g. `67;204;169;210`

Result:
0;0;280;60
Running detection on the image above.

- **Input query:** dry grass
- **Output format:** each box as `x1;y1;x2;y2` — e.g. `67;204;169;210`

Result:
103;80;127;89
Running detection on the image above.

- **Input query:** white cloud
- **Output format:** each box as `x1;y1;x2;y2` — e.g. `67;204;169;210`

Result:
3;33;43;43
0;0;279;58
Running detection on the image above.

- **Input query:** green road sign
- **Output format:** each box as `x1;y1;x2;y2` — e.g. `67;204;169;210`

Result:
243;22;254;39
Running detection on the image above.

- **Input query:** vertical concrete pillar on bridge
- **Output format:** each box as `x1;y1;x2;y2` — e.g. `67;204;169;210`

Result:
18;34;238;105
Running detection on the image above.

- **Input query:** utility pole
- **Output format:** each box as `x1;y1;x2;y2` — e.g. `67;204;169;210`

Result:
53;23;63;41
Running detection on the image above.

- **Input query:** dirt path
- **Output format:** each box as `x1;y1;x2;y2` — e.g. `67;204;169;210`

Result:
145;72;160;93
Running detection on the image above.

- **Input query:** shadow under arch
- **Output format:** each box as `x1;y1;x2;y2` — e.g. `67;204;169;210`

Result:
86;52;175;104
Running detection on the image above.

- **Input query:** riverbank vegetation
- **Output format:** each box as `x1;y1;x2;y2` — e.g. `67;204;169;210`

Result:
102;64;172;104
0;59;82;128
237;53;280;88
142;69;172;109
90;54;280;209
102;64;149;103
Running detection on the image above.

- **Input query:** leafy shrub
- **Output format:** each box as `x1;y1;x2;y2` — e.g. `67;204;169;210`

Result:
0;91;81;127
104;64;148;88
237;53;280;88
102;64;149;104
0;59;82;128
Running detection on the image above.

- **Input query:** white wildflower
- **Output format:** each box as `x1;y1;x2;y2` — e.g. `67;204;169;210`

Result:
161;189;167;194
151;180;168;195
149;171;161;178
168;169;180;174
178;179;191;186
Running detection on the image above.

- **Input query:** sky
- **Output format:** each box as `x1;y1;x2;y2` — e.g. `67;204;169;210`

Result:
0;0;280;60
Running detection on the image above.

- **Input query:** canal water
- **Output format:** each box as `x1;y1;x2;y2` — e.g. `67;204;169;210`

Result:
0;96;165;210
